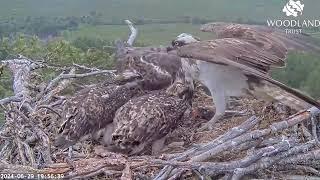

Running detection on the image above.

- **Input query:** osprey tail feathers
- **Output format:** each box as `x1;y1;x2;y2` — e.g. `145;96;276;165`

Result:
250;78;320;111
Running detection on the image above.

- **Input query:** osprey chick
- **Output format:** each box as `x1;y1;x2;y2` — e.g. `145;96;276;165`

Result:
54;81;144;149
112;83;190;155
115;43;198;98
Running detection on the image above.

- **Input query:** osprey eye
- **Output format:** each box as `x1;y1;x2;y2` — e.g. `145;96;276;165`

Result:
175;42;180;46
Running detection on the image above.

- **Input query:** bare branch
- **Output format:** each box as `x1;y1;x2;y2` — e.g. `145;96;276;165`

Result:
0;96;22;105
231;140;317;180
44;69;115;94
1;59;42;97
61;70;116;78
72;63;101;71
277;165;320;176
125;20;138;46
155;107;320;180
154;116;261;180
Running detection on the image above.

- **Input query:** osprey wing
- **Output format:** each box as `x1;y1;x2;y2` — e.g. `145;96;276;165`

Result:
201;22;320;54
177;39;285;73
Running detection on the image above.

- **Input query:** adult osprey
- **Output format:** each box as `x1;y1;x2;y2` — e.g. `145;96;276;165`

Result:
54;80;144;149
172;22;320;130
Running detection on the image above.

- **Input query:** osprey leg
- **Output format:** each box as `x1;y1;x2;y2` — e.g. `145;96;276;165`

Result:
199;88;227;131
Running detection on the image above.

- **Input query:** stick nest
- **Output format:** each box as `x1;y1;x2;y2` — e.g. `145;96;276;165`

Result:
0;59;319;180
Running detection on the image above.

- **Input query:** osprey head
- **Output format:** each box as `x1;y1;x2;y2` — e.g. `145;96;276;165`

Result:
172;33;200;48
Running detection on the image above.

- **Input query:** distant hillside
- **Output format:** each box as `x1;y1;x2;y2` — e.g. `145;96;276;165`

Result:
1;0;320;23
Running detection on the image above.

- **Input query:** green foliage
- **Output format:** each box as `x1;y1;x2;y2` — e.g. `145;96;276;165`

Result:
304;70;320;98
0;35;44;59
272;53;320;98
0;36;116;100
0;16;79;38
71;37;113;51
0;35;115;124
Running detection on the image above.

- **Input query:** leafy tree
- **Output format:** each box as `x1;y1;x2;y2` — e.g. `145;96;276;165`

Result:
0;35;115;124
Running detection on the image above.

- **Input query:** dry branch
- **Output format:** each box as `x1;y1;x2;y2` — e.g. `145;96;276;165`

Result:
125;20;138;46
43;68;115;95
154;107;320;180
0;56;121;178
0;96;22;105
1;59;41;98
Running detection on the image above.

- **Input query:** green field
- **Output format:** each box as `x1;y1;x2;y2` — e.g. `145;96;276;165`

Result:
1;0;320;22
63;24;213;45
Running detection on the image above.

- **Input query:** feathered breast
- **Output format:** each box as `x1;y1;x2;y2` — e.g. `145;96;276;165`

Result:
112;90;189;152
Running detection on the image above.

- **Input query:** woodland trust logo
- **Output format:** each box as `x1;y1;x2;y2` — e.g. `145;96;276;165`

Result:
282;0;304;17
267;0;320;34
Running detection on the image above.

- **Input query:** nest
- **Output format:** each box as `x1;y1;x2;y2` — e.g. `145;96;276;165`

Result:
0;59;320;180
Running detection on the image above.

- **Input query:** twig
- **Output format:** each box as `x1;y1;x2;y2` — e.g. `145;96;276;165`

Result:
16;138;28;166
10;107;53;164
0;96;22;105
282;175;320;180
44;69;115;95
278;149;320;165
60;70;116;78
72;63;101;72
36;105;61;118
277;165;320;176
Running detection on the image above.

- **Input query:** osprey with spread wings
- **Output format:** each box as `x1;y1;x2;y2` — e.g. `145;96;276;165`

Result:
171;22;320;130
